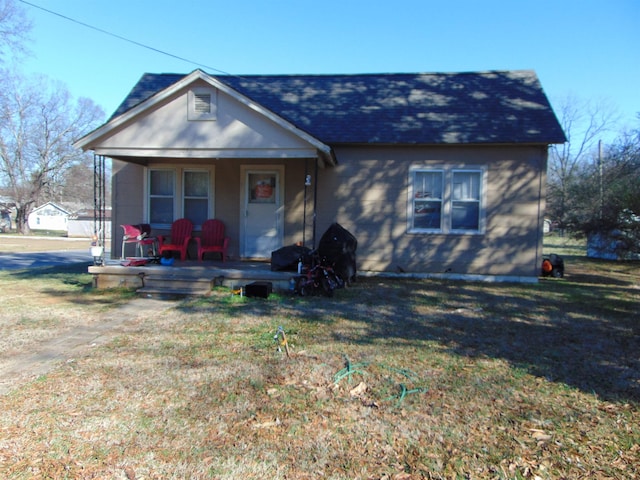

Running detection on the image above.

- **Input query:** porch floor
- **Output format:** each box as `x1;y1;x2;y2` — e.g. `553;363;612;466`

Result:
88;258;296;297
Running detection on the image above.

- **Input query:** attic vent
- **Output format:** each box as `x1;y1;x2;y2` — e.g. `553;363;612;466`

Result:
188;87;217;121
194;93;211;114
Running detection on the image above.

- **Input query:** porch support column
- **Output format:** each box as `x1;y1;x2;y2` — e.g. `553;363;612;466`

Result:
312;156;319;249
92;154;107;265
303;158;308;247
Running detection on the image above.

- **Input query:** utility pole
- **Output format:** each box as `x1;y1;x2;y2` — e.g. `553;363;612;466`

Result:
598;140;604;219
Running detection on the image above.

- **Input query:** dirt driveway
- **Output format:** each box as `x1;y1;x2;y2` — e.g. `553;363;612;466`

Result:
0;297;174;395
0;235;163;395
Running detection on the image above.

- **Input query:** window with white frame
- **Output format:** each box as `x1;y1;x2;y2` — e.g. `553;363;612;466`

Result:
409;167;485;234
451;170;481;231
183;170;210;226
148;167;213;228
149;169;175;225
412;170;444;230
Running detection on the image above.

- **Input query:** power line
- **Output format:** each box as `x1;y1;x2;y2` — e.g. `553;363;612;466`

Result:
18;0;233;76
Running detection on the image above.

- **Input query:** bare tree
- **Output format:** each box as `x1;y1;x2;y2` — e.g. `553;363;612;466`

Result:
0;70;104;233
547;95;620;230
565;120;640;256
59;155;111;207
0;0;31;62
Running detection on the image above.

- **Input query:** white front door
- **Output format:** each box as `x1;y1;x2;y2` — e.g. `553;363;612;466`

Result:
241;166;284;258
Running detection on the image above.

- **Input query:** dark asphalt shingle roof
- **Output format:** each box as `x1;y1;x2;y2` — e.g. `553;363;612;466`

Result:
111;70;566;145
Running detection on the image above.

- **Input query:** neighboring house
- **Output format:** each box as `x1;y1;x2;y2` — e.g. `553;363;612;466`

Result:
74;69;565;281
0;197;15;232
27;202;70;232
67;208;112;238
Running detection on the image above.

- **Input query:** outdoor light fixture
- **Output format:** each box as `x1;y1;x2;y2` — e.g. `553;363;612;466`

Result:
305;174;312;186
90;234;104;266
90;245;104;266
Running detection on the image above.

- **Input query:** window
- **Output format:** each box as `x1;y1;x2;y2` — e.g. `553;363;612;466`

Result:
148;167;213;228
188;87;217;121
183;170;209;226
149;169;175;225
451;171;481;231
409;167;485;234
412;170;443;230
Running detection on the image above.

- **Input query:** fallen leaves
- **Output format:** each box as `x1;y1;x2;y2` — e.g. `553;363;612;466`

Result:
349;381;368;398
530;428;554;443
1;267;639;479
252;417;282;429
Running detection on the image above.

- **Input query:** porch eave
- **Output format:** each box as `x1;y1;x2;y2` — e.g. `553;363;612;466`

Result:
92;146;335;166
93;147;318;159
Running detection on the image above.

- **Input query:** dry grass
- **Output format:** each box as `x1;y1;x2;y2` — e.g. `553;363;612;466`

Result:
542;233;587;257
0;247;638;479
0;265;134;360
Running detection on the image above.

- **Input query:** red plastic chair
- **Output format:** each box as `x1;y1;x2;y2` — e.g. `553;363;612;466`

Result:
195;219;230;261
157;218;193;261
121;224;157;259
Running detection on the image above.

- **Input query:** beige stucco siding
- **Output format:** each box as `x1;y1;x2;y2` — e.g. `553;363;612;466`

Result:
112;160;145;231
315;145;547;277
111;144;547;278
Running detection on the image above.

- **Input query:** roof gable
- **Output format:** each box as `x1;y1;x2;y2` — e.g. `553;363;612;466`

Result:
109;70;566;145
77;70;334;162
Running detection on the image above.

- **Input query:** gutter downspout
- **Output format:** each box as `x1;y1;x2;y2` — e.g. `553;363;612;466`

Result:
303;158;308;247
534;146;547;279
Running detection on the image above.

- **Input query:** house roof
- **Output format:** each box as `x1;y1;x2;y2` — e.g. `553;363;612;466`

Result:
111;70;566;145
30;202;71;215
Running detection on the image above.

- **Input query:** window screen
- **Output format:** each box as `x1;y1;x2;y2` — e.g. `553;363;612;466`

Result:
149;170;174;224
412;171;443;230
451;171;481;230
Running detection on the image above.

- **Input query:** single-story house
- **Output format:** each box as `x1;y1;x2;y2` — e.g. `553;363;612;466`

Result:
74;69;565;281
27;202;70;232
67;208;112;238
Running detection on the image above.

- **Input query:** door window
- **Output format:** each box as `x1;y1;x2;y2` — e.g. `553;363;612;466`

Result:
248;173;276;204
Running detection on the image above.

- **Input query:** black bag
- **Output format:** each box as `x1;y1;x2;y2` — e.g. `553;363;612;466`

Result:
318;223;358;284
245;281;273;298
270;245;312;271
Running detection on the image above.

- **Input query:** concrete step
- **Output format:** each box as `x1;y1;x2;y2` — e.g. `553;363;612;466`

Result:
136;286;209;299
139;274;213;296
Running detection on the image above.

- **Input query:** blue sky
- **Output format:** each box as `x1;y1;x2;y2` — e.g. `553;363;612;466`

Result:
18;0;640;135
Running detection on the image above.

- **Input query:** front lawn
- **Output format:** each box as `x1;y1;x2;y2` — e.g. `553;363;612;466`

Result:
0;252;638;479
